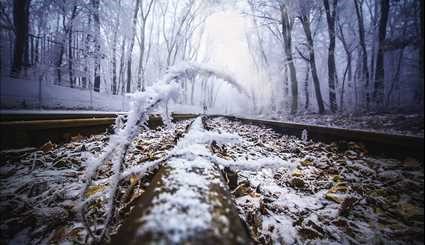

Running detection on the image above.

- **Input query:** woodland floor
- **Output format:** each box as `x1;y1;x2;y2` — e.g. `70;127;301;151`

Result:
275;113;424;137
0;117;423;244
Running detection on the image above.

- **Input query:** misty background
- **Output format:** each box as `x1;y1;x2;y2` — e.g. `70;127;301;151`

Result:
0;0;423;117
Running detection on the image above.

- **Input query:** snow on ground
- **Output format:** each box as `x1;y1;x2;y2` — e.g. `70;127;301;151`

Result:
0;76;200;114
1;115;423;244
0;109;125;115
0;120;191;244
258;113;424;137
0;73;238;115
135;117;251;243
136;118;225;242
0;77;129;111
206;117;424;244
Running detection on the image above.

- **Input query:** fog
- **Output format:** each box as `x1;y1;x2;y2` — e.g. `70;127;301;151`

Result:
0;0;423;116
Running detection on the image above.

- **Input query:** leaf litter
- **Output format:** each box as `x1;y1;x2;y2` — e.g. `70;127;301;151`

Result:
0;116;423;244
0;120;192;244
205;117;424;245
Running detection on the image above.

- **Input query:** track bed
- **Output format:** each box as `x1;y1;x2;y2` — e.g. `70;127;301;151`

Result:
0;116;423;244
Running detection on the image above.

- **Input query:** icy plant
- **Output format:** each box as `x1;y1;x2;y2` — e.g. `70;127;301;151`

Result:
79;62;250;242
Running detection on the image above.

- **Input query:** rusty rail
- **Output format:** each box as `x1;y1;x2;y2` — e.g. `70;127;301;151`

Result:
0;113;199;149
225;116;424;160
1;112;422;160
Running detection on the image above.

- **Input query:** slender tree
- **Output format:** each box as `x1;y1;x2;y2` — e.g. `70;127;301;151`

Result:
111;0;121;95
126;0;141;93
67;5;78;88
417;0;424;105
324;0;339;112
136;0;155;92
354;0;371;110
82;15;92;89
299;12;326;114
373;0;390;107
280;3;299;114
337;12;356;111
92;0;101;92
11;0;31;78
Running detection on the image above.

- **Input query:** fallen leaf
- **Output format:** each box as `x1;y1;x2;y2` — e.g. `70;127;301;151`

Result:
292;170;303;177
325;193;347;204
84;184;106;198
130;174;139;186
40;141;56;153
71;134;84;142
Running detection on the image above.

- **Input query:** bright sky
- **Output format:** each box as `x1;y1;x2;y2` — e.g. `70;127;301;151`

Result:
199;9;272;113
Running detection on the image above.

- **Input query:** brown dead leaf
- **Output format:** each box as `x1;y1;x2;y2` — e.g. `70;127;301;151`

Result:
50;226;67;242
40;141;56;153
84;184;106;198
130;174;139;186
66;227;83;240
325;193;346;204
71;134;84;142
329;182;349;193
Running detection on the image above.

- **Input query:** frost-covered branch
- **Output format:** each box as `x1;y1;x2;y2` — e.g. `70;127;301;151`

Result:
79;62;250;243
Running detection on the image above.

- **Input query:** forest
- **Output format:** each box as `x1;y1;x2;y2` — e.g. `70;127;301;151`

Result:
0;1;424;244
1;0;423;117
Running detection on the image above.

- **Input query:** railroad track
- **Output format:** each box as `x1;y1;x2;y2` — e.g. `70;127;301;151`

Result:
1;112;423;160
0;112;197;149
0;112;423;244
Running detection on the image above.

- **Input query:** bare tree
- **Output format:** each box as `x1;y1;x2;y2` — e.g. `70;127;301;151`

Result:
417;0;424;105
11;0;31;78
279;2;299;114
373;0;390;108
67;4;79;88
336;4;357;111
323;0;339;112
111;0;122;95
136;0;155;92
298;7;326;114
353;0;371;110
126;0;141;93
92;0;101;92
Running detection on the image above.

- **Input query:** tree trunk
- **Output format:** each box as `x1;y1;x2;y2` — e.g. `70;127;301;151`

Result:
82;16;92;89
57;14;65;86
324;0;339;113
137;21;147;91
280;4;298;114
373;0;390;108
190;76;196;105
417;0;424;105
119;38;127;95
354;0;371;110
340;52;352;112
92;0;101;92
386;48;404;107
304;63;311;110
68;5;78;88
126;0;141;93
111;0;121;95
369;0;379;83
11;0;30;78
300;15;326;114
137;0;154;92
